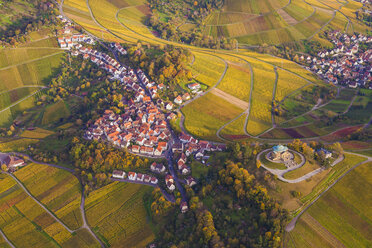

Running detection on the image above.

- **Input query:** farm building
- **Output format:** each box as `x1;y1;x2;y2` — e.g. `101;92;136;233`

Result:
0;153;25;170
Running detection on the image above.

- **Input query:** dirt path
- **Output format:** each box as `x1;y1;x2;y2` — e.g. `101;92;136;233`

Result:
302;213;346;248
210;88;249;109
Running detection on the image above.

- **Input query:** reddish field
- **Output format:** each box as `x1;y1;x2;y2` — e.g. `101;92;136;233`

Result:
321;125;363;142
137;4;151;15
341;140;372;150
294;125;319;137
282;128;304;138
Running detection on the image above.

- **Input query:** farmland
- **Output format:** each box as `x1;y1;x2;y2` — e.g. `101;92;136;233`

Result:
245;59;276;136
0;173;99;248
14;163;83;230
200;0;368;45
85;182;155;247
0;139;39;152
0;46;65;126
287;161;372;247
20;128;55;139
181;93;244;141
216;55;252;102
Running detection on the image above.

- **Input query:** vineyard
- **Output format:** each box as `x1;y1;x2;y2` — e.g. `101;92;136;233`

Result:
181;92;244;141
20;127;55;139
0;173;99;248
14;163;83;230
85;182;155;247
287;161;372;247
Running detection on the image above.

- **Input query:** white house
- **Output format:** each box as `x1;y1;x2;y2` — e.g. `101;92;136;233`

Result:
112;170;125;179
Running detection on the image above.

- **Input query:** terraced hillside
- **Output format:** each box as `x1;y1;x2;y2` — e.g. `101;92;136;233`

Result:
286;161;372;248
59;0;370;142
202;0;368;45
0;44;65;127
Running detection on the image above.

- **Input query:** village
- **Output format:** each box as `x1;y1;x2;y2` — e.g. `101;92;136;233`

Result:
301;31;372;89
54;28;230;212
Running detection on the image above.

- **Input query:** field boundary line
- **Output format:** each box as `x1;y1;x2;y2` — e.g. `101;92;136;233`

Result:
0;85;44;95
9;150;106;247
0;51;64;71
302;213;346;248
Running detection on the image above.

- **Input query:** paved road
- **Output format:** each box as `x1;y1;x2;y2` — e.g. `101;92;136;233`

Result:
179;55;228;141
216;57;254;140
258;149;346;183
286;151;371;232
0;229;15;248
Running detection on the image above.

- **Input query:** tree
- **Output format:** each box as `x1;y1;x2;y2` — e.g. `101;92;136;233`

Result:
1;164;8;172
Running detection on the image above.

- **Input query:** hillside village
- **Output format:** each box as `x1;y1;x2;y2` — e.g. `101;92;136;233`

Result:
301;31;372;89
60;34;227;213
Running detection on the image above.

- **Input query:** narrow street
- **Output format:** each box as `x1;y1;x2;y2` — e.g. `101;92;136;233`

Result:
110;48;188;204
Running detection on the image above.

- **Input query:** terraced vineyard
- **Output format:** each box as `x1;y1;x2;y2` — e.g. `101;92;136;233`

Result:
0;46;65;127
202;0;367;45
0;173;100;248
57;0;371;142
286;161;372;247
85;182;155;247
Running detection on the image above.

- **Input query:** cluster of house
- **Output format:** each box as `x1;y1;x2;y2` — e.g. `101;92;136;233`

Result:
301;31;372;89
173;132;225;161
112;170;158;184
85;102;171;156
165;174;175;191
172;83;201;106
56;15;95;49
0;153;25;172
110;42;127;55
177;153;190;175
57;34;95;49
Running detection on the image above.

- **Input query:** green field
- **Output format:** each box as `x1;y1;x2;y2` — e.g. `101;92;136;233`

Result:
85;182;155;247
42;100;71;125
287;161;372;247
